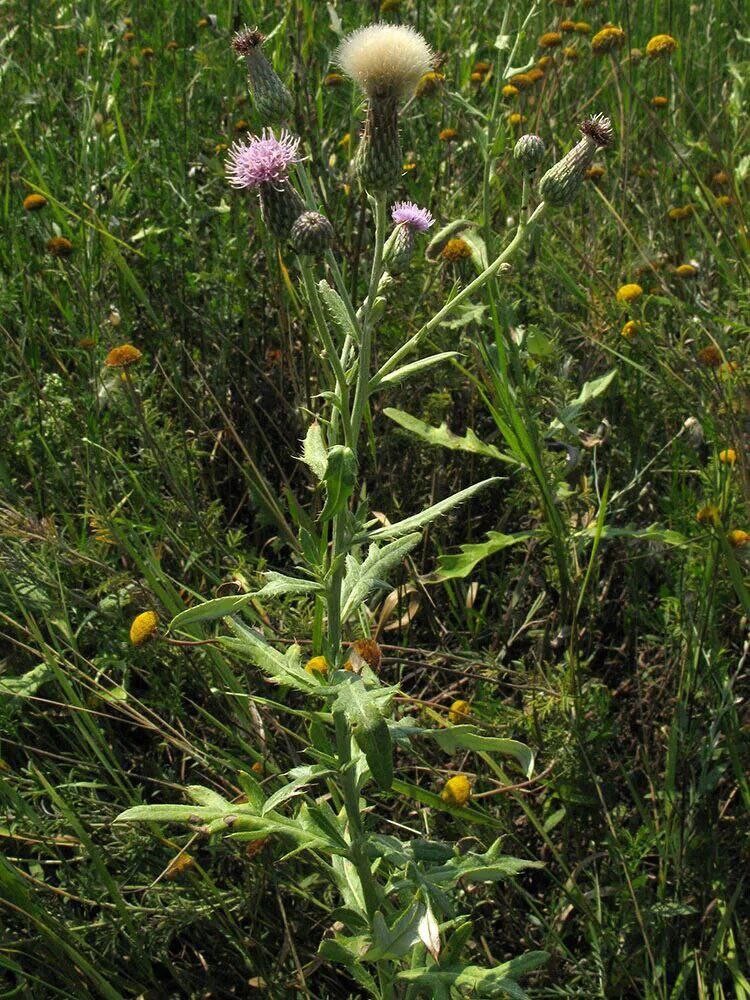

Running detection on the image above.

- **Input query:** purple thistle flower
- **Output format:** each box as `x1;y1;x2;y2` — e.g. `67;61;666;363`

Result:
391;201;434;233
225;129;301;190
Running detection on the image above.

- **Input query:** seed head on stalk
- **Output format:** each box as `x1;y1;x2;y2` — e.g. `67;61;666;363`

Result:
337;24;433;193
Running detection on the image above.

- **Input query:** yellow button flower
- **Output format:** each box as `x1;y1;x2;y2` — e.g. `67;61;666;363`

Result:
616;283;643;304
105;344;143;368
718;448;737;466
440;774;472;807
591;26;626;54
448;699;471;724
130;611;159;646
304;655;329;677
727;529;749;549
646;34;678;58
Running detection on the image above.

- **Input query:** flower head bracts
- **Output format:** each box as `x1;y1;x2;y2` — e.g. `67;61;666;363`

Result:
391;201;434;232
337;24;433;100
225;130;301;190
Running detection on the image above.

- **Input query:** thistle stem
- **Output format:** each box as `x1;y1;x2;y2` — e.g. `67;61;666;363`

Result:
299;259;353;448
334;711;382;919
372;200;548;387
351;194;387;442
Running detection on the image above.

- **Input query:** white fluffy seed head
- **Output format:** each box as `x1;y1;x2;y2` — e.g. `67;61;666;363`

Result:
336;24;433;100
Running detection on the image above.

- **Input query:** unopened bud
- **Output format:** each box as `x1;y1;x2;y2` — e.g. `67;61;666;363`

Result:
290;211;334;257
513;134;546;173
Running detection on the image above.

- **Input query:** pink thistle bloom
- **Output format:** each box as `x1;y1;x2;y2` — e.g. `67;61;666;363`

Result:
225;129;301;190
391;201;434;232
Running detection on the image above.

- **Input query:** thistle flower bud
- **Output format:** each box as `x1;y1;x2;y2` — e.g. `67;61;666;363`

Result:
513;134;546;174
259;181;305;241
538;113;613;208
290;210;334;257
232;26;293;124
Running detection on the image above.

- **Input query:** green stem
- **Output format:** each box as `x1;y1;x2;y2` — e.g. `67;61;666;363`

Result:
351;194;388;442
372;201;548;386
299;259;353;448
326;510;346;662
334;711;382;919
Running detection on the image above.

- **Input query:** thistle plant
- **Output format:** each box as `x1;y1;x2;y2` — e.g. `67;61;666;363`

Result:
116;20;616;997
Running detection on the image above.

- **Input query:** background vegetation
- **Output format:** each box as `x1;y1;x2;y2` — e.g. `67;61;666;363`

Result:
0;0;748;996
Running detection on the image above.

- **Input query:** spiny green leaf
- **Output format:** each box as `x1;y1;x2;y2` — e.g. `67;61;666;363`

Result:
384;408;517;464
366;478;501;541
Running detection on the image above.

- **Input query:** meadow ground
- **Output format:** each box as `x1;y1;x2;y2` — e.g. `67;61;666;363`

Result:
0;0;748;997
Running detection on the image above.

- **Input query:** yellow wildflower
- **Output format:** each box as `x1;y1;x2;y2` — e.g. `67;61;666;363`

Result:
574;21;591;34
675;263;698;278
23;193;47;211
415;71;444;97
651;95;668;108
621;320;640;339
668;204;695;221
616;283;643;304
509;73;534;90
585;164;605;181
539;32;562;49
508;112;526;126
646;34;678;57
441;774;472;807
105;344;142;368
591;26;626;54
560;21;576;32
46;236;73;258
718;448;737;466
164;853;196;880
305;656;329;677
441;238;472;262
502;84;519;98
727;530;750;549
448;699;471;724
130;610;159;646
439;127;458;142
473;60;492;74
